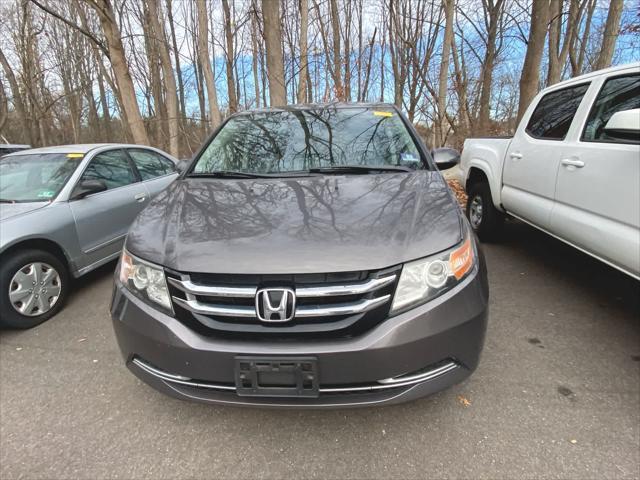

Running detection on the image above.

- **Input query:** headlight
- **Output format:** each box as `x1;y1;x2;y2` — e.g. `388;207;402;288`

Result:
119;249;173;312
391;228;476;312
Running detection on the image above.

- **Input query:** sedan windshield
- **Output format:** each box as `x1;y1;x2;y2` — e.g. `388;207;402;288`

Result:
192;107;425;175
0;153;82;202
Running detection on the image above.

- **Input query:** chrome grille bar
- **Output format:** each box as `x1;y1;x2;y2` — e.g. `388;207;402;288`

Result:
172;297;256;317
295;295;391;317
172;294;391;318
167;278;255;298
132;357;459;394
167;275;396;298
296;275;396;297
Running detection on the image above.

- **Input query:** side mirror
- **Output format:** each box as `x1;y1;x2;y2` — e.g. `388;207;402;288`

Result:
603;109;640;137
176;159;190;173
72;179;107;200
432;148;460;170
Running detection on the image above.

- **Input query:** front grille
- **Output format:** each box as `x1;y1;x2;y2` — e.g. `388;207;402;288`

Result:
166;267;400;339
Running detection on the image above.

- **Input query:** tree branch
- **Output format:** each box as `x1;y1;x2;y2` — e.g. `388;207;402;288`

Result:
28;0;110;59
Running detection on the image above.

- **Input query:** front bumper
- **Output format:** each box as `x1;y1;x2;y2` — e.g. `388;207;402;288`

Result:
110;261;488;408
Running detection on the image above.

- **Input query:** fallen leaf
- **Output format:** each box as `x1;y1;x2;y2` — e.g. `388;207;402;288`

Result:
77;338;87;343
15;347;22;351
570;439;578;444
457;395;472;407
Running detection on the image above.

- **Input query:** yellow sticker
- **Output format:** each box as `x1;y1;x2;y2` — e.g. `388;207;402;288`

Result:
66;153;84;158
373;111;393;117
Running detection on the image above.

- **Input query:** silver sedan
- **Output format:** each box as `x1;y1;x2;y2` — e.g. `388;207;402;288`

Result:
0;144;180;328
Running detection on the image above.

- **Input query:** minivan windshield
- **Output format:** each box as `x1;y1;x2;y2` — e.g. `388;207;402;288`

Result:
191;107;425;176
0;153;82;203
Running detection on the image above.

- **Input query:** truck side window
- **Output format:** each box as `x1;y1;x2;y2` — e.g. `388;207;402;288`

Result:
582;74;640;144
525;83;589;141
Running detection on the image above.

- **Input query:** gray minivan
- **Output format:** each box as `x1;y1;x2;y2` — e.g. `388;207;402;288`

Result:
111;104;489;407
0;144;179;328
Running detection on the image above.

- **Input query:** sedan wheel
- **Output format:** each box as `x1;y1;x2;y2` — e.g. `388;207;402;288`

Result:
9;262;62;316
0;249;69;329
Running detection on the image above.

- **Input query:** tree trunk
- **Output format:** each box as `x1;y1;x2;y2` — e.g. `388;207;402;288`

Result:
261;0;287;106
478;0;504;134
595;0;623;70
548;0;582;86
0;78;8;135
329;0;344;100
0;47;29;139
196;0;222;128
436;0;454;146
571;0;595;76
547;0;562;86
222;0;238;113
91;0;149;145
297;0;309;103
166;0;186;120
250;0;261;107
517;0;550;123
147;0;180;157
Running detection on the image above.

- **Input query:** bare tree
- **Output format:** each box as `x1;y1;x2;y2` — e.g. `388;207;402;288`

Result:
437;0;455;146
222;0;238;113
297;0;309;103
517;0;550;123
595;0;623;70
197;0;222;128
262;0;286;106
147;0;179;156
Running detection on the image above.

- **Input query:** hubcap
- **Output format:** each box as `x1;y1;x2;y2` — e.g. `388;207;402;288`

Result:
8;262;62;317
469;195;484;229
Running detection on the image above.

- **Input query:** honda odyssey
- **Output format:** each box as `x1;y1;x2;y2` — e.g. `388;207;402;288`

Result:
110;104;488;407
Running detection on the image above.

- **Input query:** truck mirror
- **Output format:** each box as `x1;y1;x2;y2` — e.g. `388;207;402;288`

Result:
603;109;640;139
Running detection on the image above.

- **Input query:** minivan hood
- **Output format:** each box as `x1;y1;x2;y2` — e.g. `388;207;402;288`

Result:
0;202;49;222
126;172;463;274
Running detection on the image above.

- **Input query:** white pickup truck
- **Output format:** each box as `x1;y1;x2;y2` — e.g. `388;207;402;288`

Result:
460;63;640;279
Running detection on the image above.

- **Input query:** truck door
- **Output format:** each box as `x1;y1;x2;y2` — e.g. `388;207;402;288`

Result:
501;82;590;229
551;72;640;277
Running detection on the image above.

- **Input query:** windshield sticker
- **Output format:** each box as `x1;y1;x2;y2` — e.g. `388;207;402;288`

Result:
66;153;84;158
400;152;419;164
373;111;393;117
36;190;55;199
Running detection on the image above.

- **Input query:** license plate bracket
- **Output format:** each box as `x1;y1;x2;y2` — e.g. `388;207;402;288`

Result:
235;356;319;398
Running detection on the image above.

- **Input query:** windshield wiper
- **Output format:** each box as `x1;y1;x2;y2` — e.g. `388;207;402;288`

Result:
188;171;274;179
0;198;16;203
308;165;413;174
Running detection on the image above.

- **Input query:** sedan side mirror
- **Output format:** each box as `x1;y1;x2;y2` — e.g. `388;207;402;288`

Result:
432;148;461;170
72;179;107;200
176;159;190;173
603;108;640;140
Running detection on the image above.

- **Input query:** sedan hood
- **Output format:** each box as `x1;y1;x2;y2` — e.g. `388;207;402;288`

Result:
0;202;49;222
126;172;463;274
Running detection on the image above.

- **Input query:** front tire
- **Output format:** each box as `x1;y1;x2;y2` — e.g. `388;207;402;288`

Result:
466;181;504;241
0;249;69;329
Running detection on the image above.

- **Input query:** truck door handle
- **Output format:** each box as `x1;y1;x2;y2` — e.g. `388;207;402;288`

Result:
134;193;147;203
509;152;523;160
561;159;585;168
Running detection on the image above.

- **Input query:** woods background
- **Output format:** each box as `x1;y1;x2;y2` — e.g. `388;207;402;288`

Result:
0;0;637;158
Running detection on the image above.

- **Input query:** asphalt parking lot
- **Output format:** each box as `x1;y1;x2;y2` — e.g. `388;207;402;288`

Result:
1;221;638;479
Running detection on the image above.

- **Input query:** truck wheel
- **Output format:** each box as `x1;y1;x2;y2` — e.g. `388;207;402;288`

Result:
466;182;504;241
0;249;69;329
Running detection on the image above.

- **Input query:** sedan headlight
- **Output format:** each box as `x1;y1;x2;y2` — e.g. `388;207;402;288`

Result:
391;228;476;313
119;249;173;312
